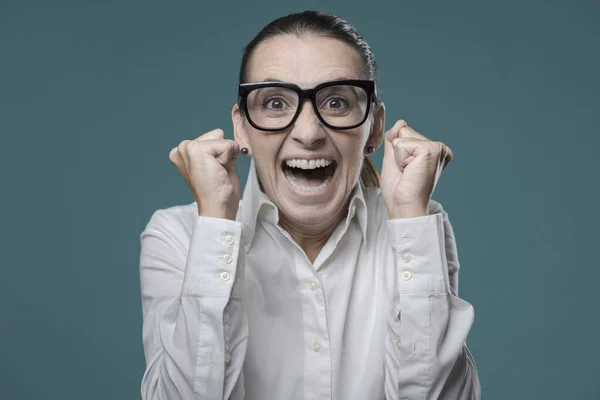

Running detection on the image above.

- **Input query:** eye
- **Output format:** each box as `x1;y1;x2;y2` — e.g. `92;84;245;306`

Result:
263;97;288;110
326;97;347;109
321;96;349;112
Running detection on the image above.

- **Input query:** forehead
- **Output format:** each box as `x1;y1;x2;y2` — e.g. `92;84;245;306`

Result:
246;34;364;88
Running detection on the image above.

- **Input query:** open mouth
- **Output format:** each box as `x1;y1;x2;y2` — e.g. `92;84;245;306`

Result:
282;158;337;193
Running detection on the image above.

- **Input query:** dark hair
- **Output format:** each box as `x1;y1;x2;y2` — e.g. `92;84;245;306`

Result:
239;10;381;189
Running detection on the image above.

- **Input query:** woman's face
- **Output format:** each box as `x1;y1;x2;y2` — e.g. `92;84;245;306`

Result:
233;34;385;227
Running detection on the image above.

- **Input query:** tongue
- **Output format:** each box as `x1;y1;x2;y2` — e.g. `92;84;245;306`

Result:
291;166;331;187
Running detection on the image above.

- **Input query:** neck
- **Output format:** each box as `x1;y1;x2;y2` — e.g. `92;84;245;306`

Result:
279;205;348;264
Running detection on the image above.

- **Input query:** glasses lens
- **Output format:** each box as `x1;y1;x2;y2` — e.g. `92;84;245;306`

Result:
315;85;369;128
246;87;299;130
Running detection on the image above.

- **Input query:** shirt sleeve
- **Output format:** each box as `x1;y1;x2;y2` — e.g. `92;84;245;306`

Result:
139;209;248;400
383;207;481;400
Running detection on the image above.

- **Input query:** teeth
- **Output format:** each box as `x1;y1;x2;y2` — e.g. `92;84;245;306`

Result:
285;158;333;170
283;167;334;193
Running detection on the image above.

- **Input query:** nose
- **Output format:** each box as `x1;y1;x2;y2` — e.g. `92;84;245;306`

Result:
289;99;326;149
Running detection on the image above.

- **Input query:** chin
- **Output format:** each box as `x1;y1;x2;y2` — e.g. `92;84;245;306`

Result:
280;201;339;226
263;158;350;225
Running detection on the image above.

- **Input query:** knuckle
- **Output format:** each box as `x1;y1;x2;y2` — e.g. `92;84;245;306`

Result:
186;140;203;154
177;140;190;151
419;143;436;157
200;129;224;140
438;141;451;154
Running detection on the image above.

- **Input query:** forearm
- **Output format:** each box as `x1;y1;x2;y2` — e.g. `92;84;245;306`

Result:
383;213;480;399
140;213;248;400
385;292;478;399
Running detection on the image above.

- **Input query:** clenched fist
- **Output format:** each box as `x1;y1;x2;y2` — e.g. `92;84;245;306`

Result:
380;120;453;219
169;129;241;220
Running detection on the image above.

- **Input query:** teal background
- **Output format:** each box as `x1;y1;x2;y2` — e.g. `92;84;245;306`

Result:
1;0;598;399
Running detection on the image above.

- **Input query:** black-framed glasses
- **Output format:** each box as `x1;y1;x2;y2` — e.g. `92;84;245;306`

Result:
238;79;377;132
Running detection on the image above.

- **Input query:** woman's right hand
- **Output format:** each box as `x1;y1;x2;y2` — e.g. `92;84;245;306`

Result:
169;129;241;220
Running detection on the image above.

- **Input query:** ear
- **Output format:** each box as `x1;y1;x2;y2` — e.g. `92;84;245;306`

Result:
366;101;386;152
232;103;252;155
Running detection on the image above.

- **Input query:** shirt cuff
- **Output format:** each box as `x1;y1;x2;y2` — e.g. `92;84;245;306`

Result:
182;216;244;298
387;213;449;294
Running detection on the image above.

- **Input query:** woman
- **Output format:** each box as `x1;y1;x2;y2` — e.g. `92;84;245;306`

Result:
140;10;480;400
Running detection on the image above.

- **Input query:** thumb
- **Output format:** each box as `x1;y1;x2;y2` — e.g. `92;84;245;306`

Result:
382;120;407;160
383;128;395;157
391;138;426;171
382;127;399;171
224;140;241;173
215;140;239;165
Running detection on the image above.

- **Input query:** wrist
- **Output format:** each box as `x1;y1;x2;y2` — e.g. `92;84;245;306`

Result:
389;204;429;219
197;202;237;221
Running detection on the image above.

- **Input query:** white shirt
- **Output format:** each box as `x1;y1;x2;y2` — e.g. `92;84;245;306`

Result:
139;161;480;399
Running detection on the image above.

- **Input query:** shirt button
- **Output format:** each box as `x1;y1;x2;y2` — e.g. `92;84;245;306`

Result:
222;254;233;264
225;352;231;363
312;340;321;352
400;253;412;263
220;271;231;281
395;337;401;350
402;271;412;280
309;280;318;290
260;207;272;218
224;235;235;245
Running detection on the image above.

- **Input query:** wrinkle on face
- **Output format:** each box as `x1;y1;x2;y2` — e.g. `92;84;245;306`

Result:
247;35;364;87
235;34;377;263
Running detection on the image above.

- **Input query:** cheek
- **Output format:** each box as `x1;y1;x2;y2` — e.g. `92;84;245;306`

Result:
247;130;285;186
247;128;280;161
337;130;370;178
345;154;364;183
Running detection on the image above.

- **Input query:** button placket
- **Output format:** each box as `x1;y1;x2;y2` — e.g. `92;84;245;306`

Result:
312;340;321;352
400;252;412;263
220;271;231;281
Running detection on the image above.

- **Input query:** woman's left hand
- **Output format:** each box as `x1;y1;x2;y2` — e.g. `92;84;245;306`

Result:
380;120;453;219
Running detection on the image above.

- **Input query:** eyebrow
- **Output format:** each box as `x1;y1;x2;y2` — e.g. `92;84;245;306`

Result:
259;76;358;85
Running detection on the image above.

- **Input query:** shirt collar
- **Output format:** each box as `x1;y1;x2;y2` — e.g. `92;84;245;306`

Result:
238;159;369;250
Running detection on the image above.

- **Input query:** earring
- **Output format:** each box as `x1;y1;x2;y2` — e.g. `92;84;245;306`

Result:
366;146;374;154
241;147;249;155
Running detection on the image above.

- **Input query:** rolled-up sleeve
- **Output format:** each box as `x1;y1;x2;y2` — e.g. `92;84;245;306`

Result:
139;209;248;400
384;208;481;399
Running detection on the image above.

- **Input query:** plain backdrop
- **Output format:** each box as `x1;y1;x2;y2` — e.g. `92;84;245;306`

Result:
1;0;598;399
